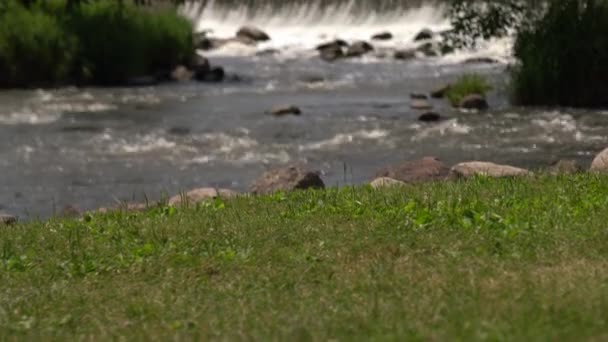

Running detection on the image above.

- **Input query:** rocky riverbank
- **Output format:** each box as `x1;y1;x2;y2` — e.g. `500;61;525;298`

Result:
3;148;607;226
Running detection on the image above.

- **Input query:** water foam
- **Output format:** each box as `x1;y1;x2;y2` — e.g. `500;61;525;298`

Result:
183;1;448;51
182;0;512;62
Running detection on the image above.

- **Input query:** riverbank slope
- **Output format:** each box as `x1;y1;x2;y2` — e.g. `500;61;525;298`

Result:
2;174;608;339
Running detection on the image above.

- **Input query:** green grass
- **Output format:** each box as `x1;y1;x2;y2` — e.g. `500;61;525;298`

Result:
446;74;492;107
3;175;608;339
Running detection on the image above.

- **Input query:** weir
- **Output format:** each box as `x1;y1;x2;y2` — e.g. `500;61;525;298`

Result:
181;0;449;52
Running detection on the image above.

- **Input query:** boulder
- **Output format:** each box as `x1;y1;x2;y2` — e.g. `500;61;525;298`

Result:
0;213;17;226
60;205;81;218
462;57;499;64
450;162;530;179
410;93;428;100
418;112;441;122
317;40;347;62
416;42;439;57
316;39;348;51
414;28;434;41
233;35;258;46
97;202;150;214
236;26;270;42
256;48;280;57
195;66;225;83
170;65;193;82
411;99;433;110
169;188;238;206
458;94;489;110
250;166;325;195
430;84;451;99
345;41;374;58
591;148;608;172
394;49;416;61
370;177;407;189
549;159;583;175
319;47;344;62
269;105;301;116
126;76;157;87
375;157;450;183
371;32;393;41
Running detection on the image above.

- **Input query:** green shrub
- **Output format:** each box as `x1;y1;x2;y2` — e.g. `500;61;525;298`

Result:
67;1;193;85
512;0;608;107
445;74;492;107
0;2;77;87
0;0;194;87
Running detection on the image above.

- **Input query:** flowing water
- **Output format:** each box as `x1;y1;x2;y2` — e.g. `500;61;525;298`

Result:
2;0;608;218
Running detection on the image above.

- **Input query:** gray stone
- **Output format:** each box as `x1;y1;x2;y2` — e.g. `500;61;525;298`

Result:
269;105;302;116
430;84;451;99
371;32;393;41
418;112;441;122
236;26;270;42
410;93;428;100
169;188;238;206
170;65;193;82
394;49;416;61
414;28;434;41
411;99;433;110
591;148;608;173
0;213;17;226
459;94;488;110
370;177;407;189
251;166;325;195
345;41;374;57
375;157;450;183
450;162;530;179
548;160;583;175
462;57;499;64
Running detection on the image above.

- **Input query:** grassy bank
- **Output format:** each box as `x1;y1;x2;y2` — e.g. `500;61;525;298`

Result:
2;175;608;339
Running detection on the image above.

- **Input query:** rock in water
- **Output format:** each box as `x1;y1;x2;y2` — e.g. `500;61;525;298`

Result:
430;84;451;99
195;67;225;83
317;40;348;62
345;41;374;57
370;177;407;189
375;157;450;183
0;213;17;226
416;41;439;57
269;105;301;116
170;65;193;82
236;26;270;42
250;166;325;195
450;162;530;179
60;205;81;218
411;99;433;110
459;94;488;110
462;57;499;64
371;32;393;41
591;148;608;172
169;188;238;206
418;112;441;122
549;159;583;175
413;28;434;41
394;49;416;61
316;40;348;51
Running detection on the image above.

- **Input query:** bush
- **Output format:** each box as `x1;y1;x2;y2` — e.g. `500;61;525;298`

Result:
445;74;492;107
512;0;608;107
68;1;193;84
0;2;77;87
0;0;194;87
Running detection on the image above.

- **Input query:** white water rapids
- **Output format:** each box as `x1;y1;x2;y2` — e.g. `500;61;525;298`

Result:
180;0;513;63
